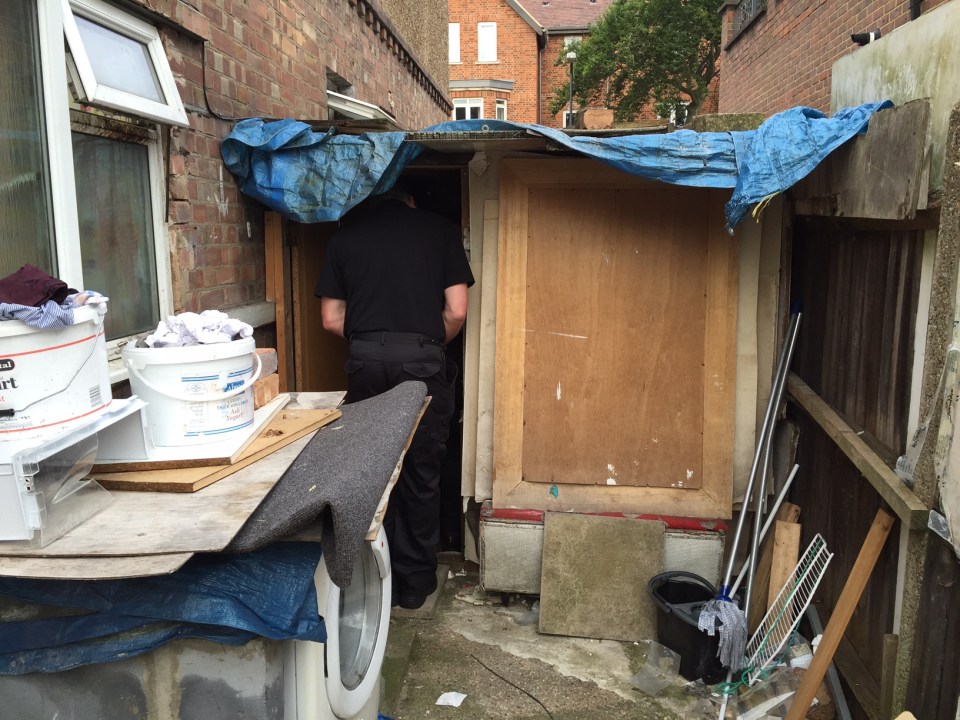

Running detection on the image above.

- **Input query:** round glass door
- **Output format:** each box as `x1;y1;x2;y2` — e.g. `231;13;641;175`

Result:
337;541;382;690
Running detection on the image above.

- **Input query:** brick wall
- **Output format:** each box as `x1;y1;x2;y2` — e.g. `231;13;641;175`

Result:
139;0;449;313
718;0;952;115
449;0;541;123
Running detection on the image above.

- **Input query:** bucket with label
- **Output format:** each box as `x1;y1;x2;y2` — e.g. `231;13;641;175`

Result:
0;305;112;443
122;337;261;447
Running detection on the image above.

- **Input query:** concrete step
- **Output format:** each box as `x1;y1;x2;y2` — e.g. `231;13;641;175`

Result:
380;620;420;718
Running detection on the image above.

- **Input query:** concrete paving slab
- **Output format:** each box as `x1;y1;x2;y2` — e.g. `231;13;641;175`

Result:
538;513;664;642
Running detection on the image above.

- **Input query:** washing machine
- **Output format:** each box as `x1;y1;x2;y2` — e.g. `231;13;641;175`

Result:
284;525;392;720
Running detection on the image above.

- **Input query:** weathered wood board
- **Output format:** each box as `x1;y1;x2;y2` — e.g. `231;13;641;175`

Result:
94;408;341;492
0;435;313;557
791;100;932;220
0;553;194;579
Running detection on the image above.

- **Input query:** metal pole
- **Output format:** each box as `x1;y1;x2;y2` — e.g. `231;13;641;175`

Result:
566;51;576;128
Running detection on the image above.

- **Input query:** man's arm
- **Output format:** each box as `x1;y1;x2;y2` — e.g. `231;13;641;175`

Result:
442;283;469;344
320;297;347;338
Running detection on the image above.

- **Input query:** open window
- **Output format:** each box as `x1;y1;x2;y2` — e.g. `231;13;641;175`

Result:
61;0;188;127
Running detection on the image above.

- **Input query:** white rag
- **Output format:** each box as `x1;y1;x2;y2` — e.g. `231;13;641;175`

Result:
145;310;253;347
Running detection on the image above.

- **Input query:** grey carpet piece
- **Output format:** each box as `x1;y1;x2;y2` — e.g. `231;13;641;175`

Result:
227;381;427;588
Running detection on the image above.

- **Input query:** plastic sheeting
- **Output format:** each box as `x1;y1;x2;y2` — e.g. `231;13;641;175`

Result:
0;542;326;674
221;101;892;231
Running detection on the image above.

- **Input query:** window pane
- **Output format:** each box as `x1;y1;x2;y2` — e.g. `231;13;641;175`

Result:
470;106;480;119
0;0;56;278
455;107;466;120
448;23;460;63
478;23;496;62
72;132;158;340
74;14;164;103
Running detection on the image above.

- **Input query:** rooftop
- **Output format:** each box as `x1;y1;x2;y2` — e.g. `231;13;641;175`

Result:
523;0;614;31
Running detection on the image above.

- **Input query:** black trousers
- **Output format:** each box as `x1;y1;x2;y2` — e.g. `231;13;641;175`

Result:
345;337;454;596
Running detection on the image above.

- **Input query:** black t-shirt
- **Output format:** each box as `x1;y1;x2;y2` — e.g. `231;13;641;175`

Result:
315;200;475;341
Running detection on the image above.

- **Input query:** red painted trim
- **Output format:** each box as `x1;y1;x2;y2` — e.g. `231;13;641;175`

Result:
481;504;727;533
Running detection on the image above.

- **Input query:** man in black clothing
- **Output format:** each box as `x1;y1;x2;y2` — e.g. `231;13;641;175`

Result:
315;186;474;610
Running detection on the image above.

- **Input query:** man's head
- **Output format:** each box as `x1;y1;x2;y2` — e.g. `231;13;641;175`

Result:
380;182;416;208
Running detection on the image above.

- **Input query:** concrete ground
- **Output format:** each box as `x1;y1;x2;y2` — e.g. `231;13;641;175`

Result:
380;558;725;720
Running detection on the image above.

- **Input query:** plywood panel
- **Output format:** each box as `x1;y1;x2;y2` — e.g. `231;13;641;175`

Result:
493;158;737;518
521;187;707;488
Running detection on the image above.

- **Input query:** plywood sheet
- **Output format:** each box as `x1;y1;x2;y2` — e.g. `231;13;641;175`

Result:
0;553;194;579
522;187;707;489
538;512;663;641
493;159;737;518
94;408;341;492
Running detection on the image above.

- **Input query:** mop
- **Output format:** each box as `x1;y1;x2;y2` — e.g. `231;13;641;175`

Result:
698;312;801;672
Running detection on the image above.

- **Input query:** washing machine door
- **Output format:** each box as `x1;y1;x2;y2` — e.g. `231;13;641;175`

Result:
320;526;391;719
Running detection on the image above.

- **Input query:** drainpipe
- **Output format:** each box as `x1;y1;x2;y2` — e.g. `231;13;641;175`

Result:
537;31;547;124
910;0;921;20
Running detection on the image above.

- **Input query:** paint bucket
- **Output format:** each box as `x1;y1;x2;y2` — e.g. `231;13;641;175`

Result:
122;337;262;447
0;305;112;443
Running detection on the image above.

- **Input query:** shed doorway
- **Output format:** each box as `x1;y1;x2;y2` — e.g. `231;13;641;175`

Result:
290;168;470;552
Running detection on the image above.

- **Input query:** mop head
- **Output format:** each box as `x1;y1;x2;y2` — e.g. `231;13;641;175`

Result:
698;598;748;671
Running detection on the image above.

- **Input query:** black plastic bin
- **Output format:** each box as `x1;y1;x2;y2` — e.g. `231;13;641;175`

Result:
647;571;728;684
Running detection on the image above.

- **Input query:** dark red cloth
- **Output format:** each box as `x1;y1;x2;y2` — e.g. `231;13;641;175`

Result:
0;264;75;306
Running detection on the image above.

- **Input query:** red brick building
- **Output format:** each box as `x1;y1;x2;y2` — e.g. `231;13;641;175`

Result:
717;0;952;114
2;0;450;375
448;0;614;127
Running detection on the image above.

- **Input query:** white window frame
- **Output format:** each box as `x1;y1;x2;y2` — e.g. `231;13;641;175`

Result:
563;111;575;128
61;0;189;127
32;0;174;367
448;23;460;63
495;99;507;121
327;90;397;123
564;35;582;47
453;98;484;120
477;22;497;63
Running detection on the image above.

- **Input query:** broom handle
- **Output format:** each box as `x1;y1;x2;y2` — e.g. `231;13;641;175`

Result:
719;312;801;596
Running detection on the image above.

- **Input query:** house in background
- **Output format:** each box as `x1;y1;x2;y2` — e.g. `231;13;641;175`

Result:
448;0;614;127
2;0;451;381
717;1;960;718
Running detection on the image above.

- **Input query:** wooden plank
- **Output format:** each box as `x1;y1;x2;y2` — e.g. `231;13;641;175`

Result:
265;211;293;391
785;507;895;720
767;520;801;610
91;394;289;472
0;434;313;557
493;164;528;499
703;188;738;508
0;553;194;580
786;373;928;528
748;503;801;633
94;408;340;492
792;100;932;220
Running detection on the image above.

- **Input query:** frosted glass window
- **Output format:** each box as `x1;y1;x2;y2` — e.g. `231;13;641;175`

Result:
0;0;56;278
72;132;158;340
74;15;164;102
496;99;507;120
478;22;497;62
449;23;460;63
62;0;188;126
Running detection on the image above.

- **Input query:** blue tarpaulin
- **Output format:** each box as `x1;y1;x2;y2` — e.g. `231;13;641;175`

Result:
221;101;892;231
0;542;326;674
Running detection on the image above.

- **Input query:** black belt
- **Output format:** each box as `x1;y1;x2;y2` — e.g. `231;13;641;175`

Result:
350;331;444;347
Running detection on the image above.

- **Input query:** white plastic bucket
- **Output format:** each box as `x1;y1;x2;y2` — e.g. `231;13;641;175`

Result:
0;305;112;442
122;337;262;447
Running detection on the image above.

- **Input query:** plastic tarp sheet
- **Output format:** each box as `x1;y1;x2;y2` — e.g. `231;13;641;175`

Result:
222;101;892;231
0;542;325;674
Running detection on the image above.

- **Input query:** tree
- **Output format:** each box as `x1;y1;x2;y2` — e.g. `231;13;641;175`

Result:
550;0;721;124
